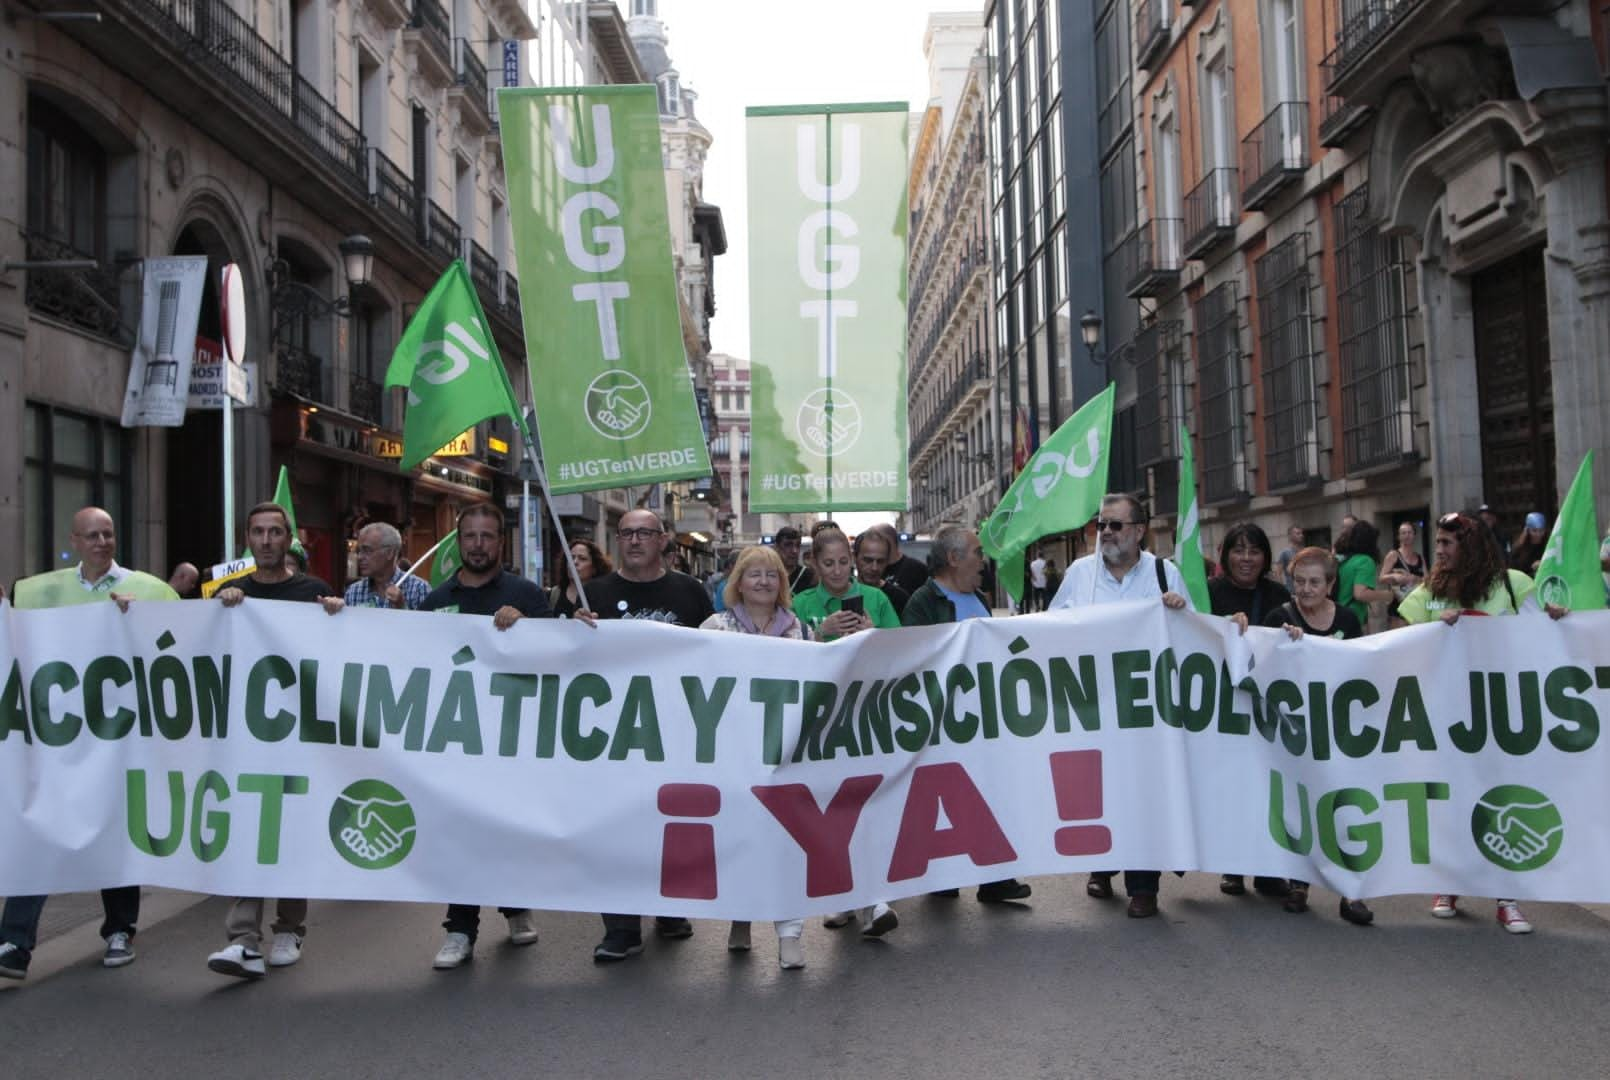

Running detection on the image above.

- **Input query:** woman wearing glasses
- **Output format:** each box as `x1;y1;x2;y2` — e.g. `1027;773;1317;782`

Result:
699;545;813;969
1396;511;1565;934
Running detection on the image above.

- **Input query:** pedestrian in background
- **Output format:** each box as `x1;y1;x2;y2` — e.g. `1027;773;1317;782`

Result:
772;525;817;594
869;523;931;597
852;528;911;616
700;545;812;969
1333;520;1395;633
1276;524;1304;590
551;537;610;617
1510;512;1548;574
344;522;429;610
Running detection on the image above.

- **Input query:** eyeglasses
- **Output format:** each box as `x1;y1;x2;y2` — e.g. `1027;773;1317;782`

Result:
1095;518;1136;532
617;527;664;541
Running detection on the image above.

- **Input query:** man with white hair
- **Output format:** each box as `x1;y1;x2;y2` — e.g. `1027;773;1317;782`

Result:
1048;492;1186;918
344;521;430;610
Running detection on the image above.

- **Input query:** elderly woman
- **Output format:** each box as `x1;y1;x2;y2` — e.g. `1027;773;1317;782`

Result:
1262;547;1372;925
699;545;811;969
551;538;611;617
1397;511;1565;934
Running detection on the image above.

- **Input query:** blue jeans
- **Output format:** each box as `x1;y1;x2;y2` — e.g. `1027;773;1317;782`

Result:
0;887;140;967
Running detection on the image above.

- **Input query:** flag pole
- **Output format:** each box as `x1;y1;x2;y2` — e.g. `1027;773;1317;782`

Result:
404;533;452;582
513;404;591;613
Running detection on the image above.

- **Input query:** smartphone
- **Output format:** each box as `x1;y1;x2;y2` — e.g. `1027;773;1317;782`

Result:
842;595;865;615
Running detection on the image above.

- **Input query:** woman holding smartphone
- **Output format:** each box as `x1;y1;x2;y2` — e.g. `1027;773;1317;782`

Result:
789;522;902;939
791;522;900;640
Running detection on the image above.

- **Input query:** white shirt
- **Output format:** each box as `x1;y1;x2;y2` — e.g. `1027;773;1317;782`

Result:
1047;550;1187;610
1028;557;1048;588
77;560;128;594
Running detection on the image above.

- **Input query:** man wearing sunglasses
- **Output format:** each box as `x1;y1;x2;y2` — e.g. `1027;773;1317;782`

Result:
578;508;714;962
1047;493;1187;918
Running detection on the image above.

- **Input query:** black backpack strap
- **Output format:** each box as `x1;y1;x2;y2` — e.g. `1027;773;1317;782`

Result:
1156;556;1168;594
1504;572;1517;612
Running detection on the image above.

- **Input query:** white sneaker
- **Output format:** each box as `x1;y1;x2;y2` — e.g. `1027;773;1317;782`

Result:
778;936;805;970
860;902;899;938
267;932;302;967
433;932;474;969
727;921;752;952
207;943;266;979
506;910;539;946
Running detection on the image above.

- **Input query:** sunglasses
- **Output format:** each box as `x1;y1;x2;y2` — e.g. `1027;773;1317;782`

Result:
1095;518;1137;533
1436;513;1469;532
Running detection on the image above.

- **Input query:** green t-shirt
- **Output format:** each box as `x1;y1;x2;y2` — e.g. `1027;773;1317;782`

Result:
12;565;179;610
1336;553;1378;626
1396;569;1534;623
792;580;900;640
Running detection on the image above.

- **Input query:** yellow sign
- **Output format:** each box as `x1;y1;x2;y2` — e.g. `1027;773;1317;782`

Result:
201;558;256;598
487;435;509;454
370;434;405;459
435;431;476;456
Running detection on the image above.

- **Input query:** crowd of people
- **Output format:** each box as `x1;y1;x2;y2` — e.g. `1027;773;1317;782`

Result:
0;494;1588;984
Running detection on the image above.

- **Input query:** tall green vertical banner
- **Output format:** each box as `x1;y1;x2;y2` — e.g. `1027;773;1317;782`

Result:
745;103;909;512
500;86;711;493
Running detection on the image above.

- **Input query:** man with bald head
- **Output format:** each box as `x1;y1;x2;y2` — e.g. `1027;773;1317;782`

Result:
0;507;177;981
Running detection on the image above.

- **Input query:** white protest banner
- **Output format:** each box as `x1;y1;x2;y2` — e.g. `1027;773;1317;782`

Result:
2;600;1608;919
122;256;209;427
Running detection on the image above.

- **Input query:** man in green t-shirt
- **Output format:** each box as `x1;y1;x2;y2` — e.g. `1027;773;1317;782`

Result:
0;507;177;982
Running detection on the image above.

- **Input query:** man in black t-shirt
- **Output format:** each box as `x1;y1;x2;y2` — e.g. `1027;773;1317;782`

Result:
207;500;344;981
869;524;930;597
420;503;553;970
581;508;712;962
773;525;817;594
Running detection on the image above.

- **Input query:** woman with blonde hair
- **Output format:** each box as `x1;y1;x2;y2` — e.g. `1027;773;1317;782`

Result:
699;545;811;968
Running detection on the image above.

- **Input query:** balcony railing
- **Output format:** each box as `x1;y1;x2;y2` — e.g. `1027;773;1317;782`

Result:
1121;217;1184;298
1319;47;1372;146
127;0;369;192
1133;0;1171;70
368;147;416;231
425;200;460;266
502;270;521;322
409;0;453;83
1183;168;1238;259
274;344;328;404
1240;101;1308;211
1327;0;1427;83
452;38;492;131
20;229;128;341
467;240;499;304
349;372;383;425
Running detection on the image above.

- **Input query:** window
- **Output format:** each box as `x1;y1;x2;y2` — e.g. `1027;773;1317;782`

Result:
1255;234;1321;489
24;403;133;576
350;295;394;427
1335;184;1418;472
1194;281;1246;504
1204;56;1233;172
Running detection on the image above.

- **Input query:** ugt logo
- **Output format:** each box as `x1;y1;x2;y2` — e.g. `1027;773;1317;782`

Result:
408;319;491;405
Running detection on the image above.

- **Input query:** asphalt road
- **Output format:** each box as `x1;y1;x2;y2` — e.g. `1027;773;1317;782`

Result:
5;878;1610;1079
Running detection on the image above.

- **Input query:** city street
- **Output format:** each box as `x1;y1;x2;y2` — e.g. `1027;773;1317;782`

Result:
7;878;1610;1078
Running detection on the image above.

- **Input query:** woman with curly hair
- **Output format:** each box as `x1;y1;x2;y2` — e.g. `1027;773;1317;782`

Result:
1397;511;1565;933
550;537;612;617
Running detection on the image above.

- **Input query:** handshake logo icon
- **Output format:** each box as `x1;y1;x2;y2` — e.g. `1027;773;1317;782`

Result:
1470;786;1564;872
329;780;418;870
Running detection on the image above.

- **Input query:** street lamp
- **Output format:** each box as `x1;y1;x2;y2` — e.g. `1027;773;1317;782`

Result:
339;234;375;291
1079;309;1104;367
269;233;376;336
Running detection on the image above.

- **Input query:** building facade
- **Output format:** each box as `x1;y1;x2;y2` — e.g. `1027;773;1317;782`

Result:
906;14;998;535
1115;0;1609;556
2;0;604;590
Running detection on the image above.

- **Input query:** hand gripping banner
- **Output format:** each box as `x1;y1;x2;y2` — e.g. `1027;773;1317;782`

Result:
3;600;1610;919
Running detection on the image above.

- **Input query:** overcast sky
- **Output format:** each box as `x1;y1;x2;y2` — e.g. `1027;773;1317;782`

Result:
659;0;965;359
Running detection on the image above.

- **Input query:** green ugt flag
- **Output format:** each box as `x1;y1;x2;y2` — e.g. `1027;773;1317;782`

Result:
384;261;520;471
1175;423;1211;613
1532;450;1603;611
980;384;1115;602
430;530;462;589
